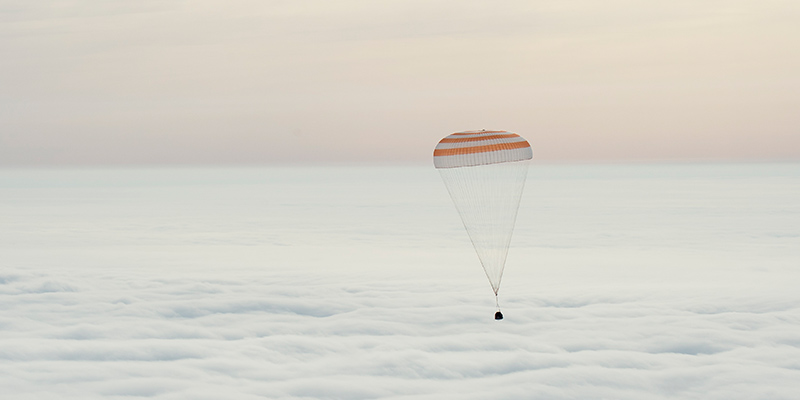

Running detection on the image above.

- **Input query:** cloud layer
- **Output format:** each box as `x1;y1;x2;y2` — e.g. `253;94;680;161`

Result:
1;164;799;399
2;268;799;399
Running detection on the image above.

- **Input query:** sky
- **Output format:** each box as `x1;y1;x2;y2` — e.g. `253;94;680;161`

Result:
1;0;799;166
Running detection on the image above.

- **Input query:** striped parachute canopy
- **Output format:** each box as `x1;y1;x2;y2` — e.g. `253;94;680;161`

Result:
434;130;532;308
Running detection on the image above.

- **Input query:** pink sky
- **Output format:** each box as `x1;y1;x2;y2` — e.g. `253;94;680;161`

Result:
2;0;799;166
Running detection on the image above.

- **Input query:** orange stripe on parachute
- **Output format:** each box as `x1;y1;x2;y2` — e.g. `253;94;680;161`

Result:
439;134;519;143
433;140;530;157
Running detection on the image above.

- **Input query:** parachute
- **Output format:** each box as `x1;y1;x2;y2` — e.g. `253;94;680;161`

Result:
434;130;532;319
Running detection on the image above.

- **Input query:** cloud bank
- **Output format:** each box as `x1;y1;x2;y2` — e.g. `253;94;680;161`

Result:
1;164;799;399
2;269;799;399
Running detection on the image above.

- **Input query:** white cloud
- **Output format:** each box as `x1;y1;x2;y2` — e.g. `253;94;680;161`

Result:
2;267;799;399
0;164;799;399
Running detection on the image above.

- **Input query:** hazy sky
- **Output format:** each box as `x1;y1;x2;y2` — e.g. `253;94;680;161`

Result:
2;0;799;166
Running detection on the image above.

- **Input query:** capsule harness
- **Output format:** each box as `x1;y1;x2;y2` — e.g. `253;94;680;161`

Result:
494;294;503;320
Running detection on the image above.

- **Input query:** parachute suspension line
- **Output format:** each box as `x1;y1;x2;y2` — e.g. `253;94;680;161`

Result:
495;293;500;310
439;161;530;294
